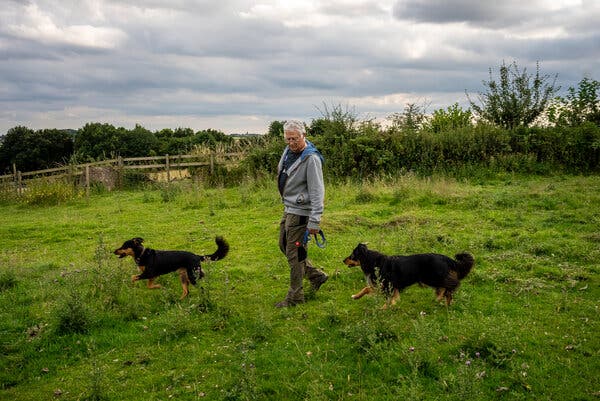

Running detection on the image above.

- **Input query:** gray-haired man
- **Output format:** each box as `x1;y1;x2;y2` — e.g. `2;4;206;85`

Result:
275;120;328;307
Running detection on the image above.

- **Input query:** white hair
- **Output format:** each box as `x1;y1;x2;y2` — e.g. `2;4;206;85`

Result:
283;120;306;135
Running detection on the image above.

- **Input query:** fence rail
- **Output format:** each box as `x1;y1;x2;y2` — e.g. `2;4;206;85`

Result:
0;152;245;195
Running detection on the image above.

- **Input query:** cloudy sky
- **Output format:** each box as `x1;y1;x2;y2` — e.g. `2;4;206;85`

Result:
1;0;599;135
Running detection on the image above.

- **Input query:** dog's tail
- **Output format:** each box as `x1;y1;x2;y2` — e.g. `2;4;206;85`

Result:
453;253;474;280
202;236;229;261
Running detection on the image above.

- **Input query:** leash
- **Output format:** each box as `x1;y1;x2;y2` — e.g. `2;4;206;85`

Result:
302;229;327;249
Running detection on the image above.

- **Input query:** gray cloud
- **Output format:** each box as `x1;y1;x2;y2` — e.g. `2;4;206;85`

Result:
393;0;548;28
0;0;598;134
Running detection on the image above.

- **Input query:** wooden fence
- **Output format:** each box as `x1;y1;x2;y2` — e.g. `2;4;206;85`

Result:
0;152;245;196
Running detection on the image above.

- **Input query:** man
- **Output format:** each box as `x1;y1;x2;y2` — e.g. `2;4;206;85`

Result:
276;120;328;307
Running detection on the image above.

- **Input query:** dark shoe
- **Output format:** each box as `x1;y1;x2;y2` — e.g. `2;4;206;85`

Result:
275;299;298;308
311;274;329;291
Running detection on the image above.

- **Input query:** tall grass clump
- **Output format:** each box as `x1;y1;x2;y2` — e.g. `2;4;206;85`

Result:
0;184;19;204
0;271;17;292
54;291;92;335
88;235;127;313
20;179;83;206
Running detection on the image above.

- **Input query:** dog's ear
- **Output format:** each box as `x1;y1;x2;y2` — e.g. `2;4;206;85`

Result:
357;243;368;256
133;237;144;245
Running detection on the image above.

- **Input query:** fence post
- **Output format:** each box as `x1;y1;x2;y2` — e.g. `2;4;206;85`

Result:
12;163;17;196
117;156;123;189
166;154;170;183
17;171;22;196
85;165;90;198
12;163;18;191
210;153;214;176
68;163;75;187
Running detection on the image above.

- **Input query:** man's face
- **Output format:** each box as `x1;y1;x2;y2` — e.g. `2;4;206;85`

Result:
284;129;307;153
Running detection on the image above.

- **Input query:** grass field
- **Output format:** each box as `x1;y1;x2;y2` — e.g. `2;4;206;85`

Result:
0;174;598;400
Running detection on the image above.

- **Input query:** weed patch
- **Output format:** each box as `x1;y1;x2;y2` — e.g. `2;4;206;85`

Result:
0;271;17;292
20;180;83;206
54;291;92;335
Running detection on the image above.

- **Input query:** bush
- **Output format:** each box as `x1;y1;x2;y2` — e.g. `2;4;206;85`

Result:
121;170;151;189
548;77;600;127
239;121;600;183
240;136;284;178
511;124;600;171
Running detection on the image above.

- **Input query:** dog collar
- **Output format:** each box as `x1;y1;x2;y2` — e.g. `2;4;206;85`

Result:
135;247;147;265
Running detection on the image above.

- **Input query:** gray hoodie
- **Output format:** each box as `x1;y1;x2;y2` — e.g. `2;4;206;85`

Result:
277;140;325;230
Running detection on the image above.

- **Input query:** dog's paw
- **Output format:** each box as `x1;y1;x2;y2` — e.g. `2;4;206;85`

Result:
131;274;140;282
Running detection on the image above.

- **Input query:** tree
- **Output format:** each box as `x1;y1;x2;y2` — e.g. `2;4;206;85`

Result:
74;123;125;160
467;61;559;129
547;77;600;127
120;124;160;157
309;102;358;138
156;127;195;154
74;123;162;159
266;121;284;138
0;126;74;172
192;128;233;148
426;103;473;133
388;102;429;131
36;128;75;165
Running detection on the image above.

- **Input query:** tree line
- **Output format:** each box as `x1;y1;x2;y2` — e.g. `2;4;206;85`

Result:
0;124;235;174
1;62;598;177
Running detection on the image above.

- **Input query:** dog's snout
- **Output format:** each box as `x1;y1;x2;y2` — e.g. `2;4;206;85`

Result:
343;257;360;267
114;248;128;258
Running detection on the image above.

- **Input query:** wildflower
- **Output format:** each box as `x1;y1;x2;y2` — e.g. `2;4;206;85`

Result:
409;346;415;352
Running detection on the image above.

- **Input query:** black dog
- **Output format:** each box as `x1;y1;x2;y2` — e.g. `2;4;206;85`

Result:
343;243;474;308
114;236;229;299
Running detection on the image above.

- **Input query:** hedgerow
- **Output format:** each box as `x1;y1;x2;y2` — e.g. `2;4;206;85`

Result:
240;123;600;181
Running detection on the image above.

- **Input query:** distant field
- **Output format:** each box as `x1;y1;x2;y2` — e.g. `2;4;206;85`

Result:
0;174;598;400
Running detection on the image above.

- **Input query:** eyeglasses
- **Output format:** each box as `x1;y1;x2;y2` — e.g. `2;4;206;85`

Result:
284;136;303;143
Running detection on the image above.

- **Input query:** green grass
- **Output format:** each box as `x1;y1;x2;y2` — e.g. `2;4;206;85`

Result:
0;175;598;400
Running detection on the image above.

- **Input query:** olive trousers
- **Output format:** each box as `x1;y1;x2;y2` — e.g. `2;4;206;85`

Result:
279;213;326;303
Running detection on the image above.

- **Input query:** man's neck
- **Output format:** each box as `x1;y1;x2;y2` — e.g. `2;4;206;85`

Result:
291;144;306;154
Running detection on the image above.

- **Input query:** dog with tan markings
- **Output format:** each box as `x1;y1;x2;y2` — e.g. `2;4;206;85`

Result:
114;236;229;299
344;243;473;308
